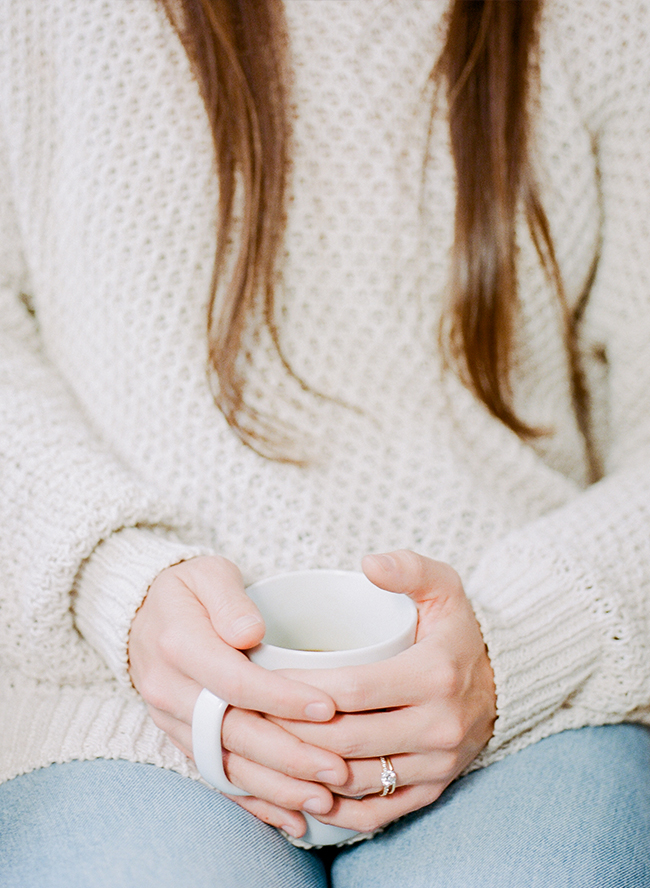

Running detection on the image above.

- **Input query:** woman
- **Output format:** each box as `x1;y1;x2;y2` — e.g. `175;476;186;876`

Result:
1;0;649;885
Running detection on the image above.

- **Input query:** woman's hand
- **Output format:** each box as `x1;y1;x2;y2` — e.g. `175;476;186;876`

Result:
128;556;348;838
269;550;496;835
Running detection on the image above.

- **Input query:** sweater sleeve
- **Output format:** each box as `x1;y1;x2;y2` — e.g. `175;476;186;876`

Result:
468;2;650;766
0;145;207;688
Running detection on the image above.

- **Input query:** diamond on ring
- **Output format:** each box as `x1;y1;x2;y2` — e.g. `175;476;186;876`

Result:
379;756;397;796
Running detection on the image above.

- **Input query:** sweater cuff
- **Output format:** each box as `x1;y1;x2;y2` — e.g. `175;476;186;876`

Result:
73;526;210;686
466;555;606;768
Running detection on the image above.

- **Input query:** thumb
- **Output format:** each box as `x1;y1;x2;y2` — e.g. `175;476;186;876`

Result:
180;556;266;650
361;549;464;610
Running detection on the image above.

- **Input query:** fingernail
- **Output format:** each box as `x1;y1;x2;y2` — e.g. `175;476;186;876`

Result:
230;614;264;639
316;769;339;784
281;824;301;838
303;797;325;815
373;554;396;571
304;702;331;720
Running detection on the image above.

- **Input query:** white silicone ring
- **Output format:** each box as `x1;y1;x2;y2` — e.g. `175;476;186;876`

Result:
192;688;250;797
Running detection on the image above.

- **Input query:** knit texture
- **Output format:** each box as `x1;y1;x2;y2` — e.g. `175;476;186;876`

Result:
1;0;649;785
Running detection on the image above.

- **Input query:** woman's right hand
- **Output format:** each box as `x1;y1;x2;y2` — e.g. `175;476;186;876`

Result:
127;555;348;837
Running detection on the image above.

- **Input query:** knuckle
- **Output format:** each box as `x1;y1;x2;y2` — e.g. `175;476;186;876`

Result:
147;706;169;733
285;746;321;780
157;626;185;664
221;749;238;785
288;785;329;813
188;555;242;588
330;732;364;760
338;674;372;712
341;775;367;798
185;553;223;575
399;549;426;581
439;561;463;591
139;673;168;712
222;714;250;757
355;809;383;834
435;663;460;698
285;760;308;780
212;598;245;627
218;671;246;706
436;714;466;749
434;750;461;781
257;809;284;829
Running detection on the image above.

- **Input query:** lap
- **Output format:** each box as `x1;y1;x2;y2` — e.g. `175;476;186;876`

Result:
332;723;650;888
0;758;326;888
1;725;648;888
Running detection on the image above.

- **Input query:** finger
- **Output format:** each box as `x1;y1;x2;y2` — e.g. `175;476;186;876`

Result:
232;796;308;840
270;704;450;759
175;557;267;651
146;671;348;785
222;708;348;785
275;638;448;712
322;752;462;799
152;703;348;822
198;650;336;722
362;550;464;613
315;782;446;835
222;750;336;818
153;702;341;822
146;706;194;759
158;593;336;722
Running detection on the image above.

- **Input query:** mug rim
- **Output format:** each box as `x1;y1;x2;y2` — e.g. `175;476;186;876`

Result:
245;568;418;665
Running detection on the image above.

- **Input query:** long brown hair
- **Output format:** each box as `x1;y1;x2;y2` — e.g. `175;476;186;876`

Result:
159;0;589;460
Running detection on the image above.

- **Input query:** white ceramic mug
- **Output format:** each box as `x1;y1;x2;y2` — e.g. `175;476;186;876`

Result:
192;568;418;847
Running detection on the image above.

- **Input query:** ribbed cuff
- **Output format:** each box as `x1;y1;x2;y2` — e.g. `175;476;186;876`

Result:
466;553;607;767
73;527;211;686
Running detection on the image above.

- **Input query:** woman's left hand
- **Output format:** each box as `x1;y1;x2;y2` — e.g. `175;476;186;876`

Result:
269;550;497;835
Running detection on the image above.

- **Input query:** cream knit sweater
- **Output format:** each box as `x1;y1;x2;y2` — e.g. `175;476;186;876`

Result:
1;0;649;788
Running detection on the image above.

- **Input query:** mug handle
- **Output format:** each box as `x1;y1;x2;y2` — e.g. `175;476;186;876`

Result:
192;688;251;796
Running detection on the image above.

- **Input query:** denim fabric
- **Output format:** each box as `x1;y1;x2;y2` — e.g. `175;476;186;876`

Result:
1;725;649;888
332;724;650;888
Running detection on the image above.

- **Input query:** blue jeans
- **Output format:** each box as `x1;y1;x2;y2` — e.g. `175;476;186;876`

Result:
1;725;649;887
